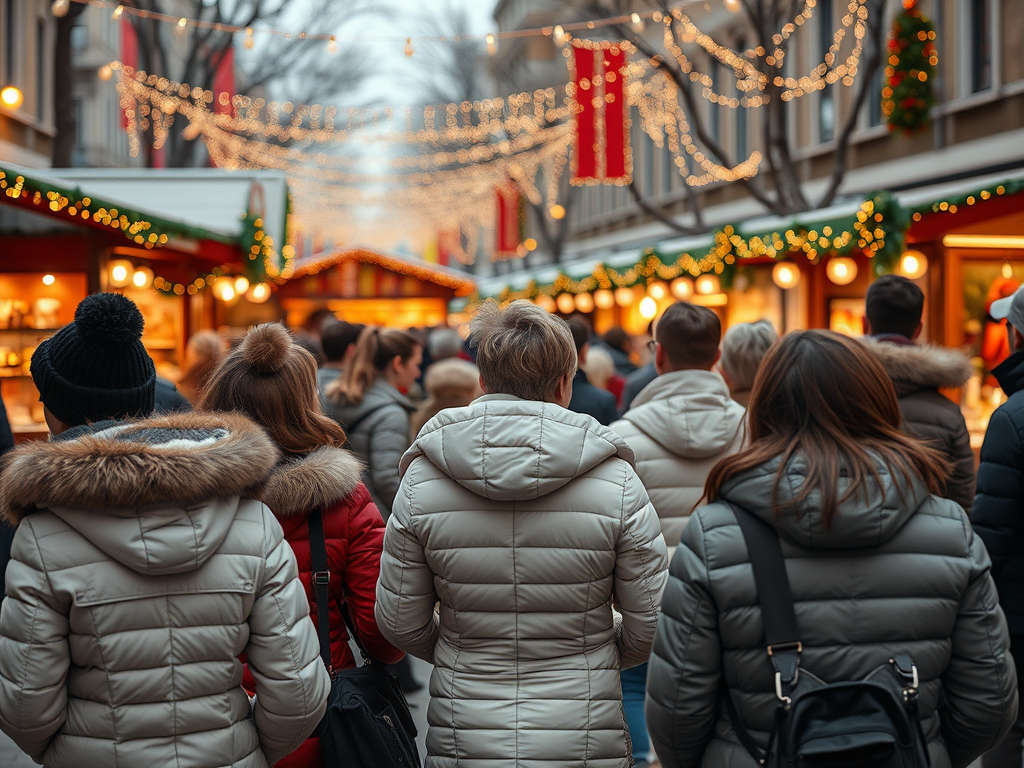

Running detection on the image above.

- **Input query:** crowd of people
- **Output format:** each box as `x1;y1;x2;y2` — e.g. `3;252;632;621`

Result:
0;274;1022;768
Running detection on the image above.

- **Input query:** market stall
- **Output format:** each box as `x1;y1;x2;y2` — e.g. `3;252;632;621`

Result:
0;164;289;441
276;247;476;329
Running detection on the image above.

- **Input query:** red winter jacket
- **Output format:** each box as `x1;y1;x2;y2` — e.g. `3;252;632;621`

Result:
253;446;404;768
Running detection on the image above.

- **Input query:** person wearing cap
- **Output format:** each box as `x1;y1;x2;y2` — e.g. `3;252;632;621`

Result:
0;293;329;767
973;285;1024;768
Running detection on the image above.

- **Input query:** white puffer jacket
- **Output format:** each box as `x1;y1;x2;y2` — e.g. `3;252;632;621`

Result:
612;370;747;546
375;394;669;768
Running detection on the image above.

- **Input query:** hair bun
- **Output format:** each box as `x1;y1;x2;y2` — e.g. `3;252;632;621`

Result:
240;323;292;374
74;292;145;344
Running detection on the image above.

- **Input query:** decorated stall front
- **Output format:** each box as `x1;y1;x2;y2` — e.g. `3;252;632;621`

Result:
0;164;289;440
276;248;476;329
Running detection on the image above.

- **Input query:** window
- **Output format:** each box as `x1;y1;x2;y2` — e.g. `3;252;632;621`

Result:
4;0;16;84
818;0;835;142
868;61;884;127
662;140;675;194
735;38;748;159
970;0;993;93
709;58;721;155
36;20;46;121
642;131;654;198
74;97;84;146
71;22;88;51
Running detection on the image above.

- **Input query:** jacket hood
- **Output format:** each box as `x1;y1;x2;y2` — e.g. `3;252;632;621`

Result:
622;370;746;459
861;336;973;396
0;411;279;574
258;446;363;516
403;393;635;501
332;379;415;422
720;452;932;549
994;349;1024;397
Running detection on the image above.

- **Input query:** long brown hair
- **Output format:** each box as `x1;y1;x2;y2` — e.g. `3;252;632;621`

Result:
705;330;950;528
326;326;420;406
199;323;347;456
178;330;227;403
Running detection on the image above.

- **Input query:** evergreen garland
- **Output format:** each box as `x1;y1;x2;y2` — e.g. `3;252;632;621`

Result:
882;0;938;134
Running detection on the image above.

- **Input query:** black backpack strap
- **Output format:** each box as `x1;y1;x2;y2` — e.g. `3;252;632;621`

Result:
307;510;333;674
730;502;802;697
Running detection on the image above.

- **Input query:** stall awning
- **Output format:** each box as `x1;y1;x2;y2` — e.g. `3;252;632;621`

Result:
478;168;1024;303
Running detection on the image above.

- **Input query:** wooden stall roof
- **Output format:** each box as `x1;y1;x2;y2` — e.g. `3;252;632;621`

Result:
287;247;476;297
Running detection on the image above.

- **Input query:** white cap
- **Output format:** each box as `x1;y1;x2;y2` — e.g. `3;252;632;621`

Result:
991;287;1024;332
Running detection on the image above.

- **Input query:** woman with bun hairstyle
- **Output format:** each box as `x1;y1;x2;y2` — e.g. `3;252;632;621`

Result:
199;323;404;768
0;295;329;768
324;327;422;520
646;331;1017;768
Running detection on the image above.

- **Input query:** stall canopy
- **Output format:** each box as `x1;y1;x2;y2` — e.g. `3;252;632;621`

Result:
475;169;1024;305
277;247;476;329
0;164;290;288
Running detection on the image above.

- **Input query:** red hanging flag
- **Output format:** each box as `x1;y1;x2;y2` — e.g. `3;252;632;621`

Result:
496;185;522;257
570;41;631;185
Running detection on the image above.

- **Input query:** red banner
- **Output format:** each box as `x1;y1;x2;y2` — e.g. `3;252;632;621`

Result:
213;47;235;116
571;43;631;185
496;185;521;256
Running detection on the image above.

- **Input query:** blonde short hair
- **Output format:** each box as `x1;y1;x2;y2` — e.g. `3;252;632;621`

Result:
720;320;778;392
470;300;577;402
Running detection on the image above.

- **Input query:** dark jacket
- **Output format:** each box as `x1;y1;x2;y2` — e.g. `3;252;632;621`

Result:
568;369;619;426
153;377;191;413
622;362;658;412
597;343;638;377
972;349;1024;634
0;397;12;602
647;454;1017;768
862;336;975;512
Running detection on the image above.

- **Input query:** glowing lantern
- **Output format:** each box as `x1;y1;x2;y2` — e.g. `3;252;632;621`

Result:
695;274;720;295
898;250;928;280
109;259;133;288
639;297;658;320
574;292;595;313
825;257;858;286
614;287;636;307
535;294;557;313
594;289;615;310
670;277;694;299
234;276;250;294
647;281;668;300
246;282;272;303
556;293;576;314
131;266;154;290
772;262;801;290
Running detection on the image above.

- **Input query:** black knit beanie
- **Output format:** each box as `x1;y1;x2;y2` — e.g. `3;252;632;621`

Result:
31;293;156;426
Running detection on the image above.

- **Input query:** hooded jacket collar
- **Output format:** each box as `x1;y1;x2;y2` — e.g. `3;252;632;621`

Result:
622;369;746;459
258;446;363;516
994;349;1024;397
861;336;973;397
403;393;634;502
0;412;279;575
721;453;932;549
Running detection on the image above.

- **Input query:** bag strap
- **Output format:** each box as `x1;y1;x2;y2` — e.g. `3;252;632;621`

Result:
307;509;374;669
307;509;334;674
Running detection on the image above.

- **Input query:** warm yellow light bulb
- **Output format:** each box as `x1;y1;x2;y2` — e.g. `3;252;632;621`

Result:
234;276;250;294
42;274;56;286
639;297;658;319
549;204;566;220
0;85;24;110
112;4;124;19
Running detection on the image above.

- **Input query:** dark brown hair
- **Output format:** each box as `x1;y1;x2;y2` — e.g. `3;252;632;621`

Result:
198;323;347;456
656;301;721;370
705;330;950;528
865;274;925;339
326;326;420;406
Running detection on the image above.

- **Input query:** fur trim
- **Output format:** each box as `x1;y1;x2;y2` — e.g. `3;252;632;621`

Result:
861;336;973;392
258;446;364;516
0;411;279;524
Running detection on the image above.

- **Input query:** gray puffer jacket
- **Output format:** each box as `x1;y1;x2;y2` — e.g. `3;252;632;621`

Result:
376;394;669;768
324;378;415;519
646;454;1017;768
0;412;330;767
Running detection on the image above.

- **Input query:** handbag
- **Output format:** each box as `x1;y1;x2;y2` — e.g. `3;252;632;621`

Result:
308;509;421;768
723;502;930;768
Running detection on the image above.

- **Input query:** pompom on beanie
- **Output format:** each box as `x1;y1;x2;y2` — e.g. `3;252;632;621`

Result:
31;292;156;426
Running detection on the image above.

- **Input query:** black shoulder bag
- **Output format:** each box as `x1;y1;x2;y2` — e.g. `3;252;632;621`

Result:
724;503;930;768
308;510;420;768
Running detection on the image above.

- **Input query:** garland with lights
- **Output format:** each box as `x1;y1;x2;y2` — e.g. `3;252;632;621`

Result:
882;0;937;135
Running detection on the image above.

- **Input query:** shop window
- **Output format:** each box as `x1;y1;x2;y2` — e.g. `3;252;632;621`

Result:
868;62;884;127
70;21;88;51
818;0;835;142
970;0;993;93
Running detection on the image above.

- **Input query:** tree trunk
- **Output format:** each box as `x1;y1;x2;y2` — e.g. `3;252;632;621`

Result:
51;5;87;167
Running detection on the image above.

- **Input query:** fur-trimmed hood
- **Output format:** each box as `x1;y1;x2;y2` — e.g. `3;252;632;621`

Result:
258;446;364;516
0;412;279;575
861;336;973;396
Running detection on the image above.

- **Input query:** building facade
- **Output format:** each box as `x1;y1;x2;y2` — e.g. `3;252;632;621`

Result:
0;0;56;167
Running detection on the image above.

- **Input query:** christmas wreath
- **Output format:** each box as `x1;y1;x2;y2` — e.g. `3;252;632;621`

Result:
882;0;937;134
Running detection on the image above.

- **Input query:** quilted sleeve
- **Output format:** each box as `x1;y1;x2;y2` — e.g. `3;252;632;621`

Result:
340;487;404;664
971;407;1024;575
614;463;668;669
645;510;722;768
941;511;1019;768
375;463;440;663
246;506;330;766
0;519;71;763
366;406;411;517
